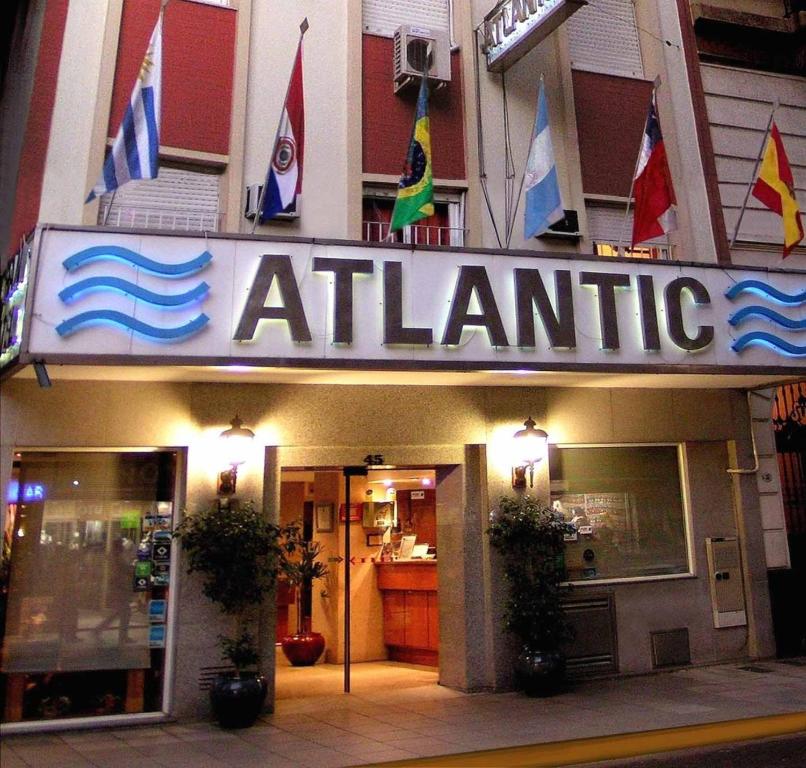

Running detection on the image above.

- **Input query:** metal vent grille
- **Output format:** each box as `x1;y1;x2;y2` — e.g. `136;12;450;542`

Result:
563;593;618;677
198;665;236;690
651;628;691;669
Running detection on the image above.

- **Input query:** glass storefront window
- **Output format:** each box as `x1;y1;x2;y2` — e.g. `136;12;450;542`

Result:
549;445;690;583
1;451;176;722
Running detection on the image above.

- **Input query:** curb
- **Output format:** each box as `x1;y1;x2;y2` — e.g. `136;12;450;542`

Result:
365;711;806;767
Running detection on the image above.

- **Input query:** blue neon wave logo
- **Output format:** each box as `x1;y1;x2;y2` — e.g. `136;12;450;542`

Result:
57;246;211;341
727;279;806;357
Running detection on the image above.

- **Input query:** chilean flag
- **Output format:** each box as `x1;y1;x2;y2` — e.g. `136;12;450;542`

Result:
631;90;677;247
260;42;304;221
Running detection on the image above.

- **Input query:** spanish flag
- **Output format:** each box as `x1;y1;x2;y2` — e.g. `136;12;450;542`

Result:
751;122;804;257
390;75;434;233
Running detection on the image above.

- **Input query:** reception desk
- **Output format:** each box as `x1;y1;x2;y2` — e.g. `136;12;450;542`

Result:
375;561;438;667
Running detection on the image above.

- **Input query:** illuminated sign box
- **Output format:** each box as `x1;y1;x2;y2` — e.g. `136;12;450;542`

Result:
481;0;588;73
0;237;32;372
16;225;806;376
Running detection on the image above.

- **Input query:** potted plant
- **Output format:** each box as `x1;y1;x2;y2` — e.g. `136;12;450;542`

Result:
280;526;329;666
487;494;575;697
174;499;297;728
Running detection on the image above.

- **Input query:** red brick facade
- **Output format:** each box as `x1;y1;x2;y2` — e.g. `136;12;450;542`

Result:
573;70;653;198
362;35;466;180
110;0;236;155
8;0;70;253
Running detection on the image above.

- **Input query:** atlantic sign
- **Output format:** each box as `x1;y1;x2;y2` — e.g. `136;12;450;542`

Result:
19;227;806;373
481;0;588;72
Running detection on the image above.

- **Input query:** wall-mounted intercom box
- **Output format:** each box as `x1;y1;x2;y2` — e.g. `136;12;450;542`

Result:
705;537;747;628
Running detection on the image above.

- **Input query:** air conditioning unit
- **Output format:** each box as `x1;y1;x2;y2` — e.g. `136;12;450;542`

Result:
244;183;300;220
543;209;581;238
393;25;451;94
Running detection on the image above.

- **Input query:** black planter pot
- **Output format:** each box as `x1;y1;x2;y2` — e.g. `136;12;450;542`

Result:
209;673;267;729
514;648;566;697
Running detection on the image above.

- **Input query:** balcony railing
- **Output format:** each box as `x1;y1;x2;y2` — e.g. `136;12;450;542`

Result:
363;220;466;247
98;204;221;233
593;242;673;260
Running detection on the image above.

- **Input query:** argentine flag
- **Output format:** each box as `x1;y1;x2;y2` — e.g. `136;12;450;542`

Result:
523;79;563;239
86;15;162;203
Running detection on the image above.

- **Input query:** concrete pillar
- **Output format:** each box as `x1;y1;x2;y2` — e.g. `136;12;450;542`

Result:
436;446;493;691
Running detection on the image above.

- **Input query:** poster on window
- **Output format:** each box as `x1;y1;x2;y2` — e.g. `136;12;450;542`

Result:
151;531;171;562
152;562;170;587
133;560;152;591
551;493;630;535
148;624;166;648
148;599;167;623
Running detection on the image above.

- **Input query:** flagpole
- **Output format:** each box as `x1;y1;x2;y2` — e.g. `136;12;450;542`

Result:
388;71;428;244
90;2;167;215
387;50;432;244
251;18;309;235
102;189;118;226
618;76;661;257
729;98;779;248
507;74;544;249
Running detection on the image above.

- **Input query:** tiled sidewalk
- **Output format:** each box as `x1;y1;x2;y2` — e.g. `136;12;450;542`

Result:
1;659;805;768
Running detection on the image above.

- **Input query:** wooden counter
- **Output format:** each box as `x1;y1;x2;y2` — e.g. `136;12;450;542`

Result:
375;561;438;667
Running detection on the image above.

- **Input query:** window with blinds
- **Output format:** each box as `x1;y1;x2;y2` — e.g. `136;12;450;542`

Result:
586;202;671;259
97;166;221;232
567;0;644;79
363;0;450;38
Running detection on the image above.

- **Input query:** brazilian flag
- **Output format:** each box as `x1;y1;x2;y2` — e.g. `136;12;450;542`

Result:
390;75;434;232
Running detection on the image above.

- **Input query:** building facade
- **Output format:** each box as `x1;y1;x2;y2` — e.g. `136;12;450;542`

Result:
0;0;804;728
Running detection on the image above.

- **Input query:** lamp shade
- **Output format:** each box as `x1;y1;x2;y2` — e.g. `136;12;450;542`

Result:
219;415;255;467
513;417;548;466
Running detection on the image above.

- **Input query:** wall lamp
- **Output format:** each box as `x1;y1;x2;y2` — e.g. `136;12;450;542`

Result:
511;417;548;489
217;415;255;496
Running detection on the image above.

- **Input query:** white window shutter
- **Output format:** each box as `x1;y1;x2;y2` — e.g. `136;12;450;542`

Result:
363;0;450;37
98;167;221;231
567;0;644;79
587;203;634;245
586;202;669;249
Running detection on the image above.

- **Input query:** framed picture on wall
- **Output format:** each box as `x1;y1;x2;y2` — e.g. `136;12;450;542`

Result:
362;501;394;529
338;503;362;523
315;503;334;533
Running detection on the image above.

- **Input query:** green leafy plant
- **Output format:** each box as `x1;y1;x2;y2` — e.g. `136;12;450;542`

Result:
219;630;260;670
487;495;575;653
280;524;329;634
174;500;299;672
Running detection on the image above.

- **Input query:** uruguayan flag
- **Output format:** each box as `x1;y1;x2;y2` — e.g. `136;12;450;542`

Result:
523;79;564;240
86;16;162;203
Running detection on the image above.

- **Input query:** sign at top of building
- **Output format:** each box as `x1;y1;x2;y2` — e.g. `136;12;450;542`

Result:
481;0;588;72
0;238;32;369
7;226;805;379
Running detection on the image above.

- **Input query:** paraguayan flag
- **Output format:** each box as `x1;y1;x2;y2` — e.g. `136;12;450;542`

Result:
86;15;162;203
523;78;564;240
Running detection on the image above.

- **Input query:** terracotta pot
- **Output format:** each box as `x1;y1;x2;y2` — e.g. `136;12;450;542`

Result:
281;631;326;666
514;648;566;697
209;673;267;728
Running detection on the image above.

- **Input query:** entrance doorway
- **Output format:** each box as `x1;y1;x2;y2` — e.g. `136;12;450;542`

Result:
769;383;806;657
275;466;441;698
